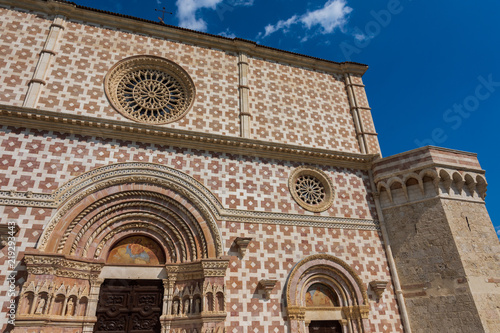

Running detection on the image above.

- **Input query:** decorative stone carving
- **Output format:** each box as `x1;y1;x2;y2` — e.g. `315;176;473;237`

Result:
369;280;388;299
375;166;488;206
105;56;195;124
259;279;278;299
234;237;253;257
24;254;104;280
35;297;46;314
288;166;334;212
0;222;19;248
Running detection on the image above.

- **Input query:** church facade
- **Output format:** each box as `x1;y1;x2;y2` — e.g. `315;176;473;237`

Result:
0;1;498;333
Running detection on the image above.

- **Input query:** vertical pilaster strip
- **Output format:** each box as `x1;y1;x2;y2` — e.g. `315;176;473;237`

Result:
368;170;412;333
344;72;368;154
238;53;251;138
23;15;65;108
82;278;104;333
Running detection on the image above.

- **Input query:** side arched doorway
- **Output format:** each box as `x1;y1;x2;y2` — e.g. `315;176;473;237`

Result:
285;254;370;333
14;163;229;333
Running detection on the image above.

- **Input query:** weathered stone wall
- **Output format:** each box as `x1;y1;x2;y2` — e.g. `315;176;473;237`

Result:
442;200;500;333
381;197;484;333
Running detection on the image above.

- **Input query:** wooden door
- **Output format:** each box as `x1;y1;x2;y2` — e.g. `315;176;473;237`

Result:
309;320;343;333
94;279;163;333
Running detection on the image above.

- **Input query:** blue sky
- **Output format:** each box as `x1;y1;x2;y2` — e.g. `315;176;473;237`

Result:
70;0;500;238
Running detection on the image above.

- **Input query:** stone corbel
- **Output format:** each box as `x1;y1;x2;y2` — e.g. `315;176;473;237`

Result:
234;237;253;257
259;279;277;299
369;280;388;299
0;222;19;248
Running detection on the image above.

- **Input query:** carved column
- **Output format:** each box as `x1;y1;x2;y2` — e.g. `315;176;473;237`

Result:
162;279;170;316
82;278;104;333
304;320;311;333
23;16;65;108
30;295;38;315
46;294;54;315
339;319;349;333
238;53;251;138
61;296;68;316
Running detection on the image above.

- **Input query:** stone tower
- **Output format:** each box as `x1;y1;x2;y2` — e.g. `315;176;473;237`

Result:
373;147;500;332
0;1;498;333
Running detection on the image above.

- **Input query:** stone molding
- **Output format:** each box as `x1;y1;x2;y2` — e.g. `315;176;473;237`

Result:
163;259;230;280
23;253;104;280
0;104;377;170
374;166;487;207
0;0;368;76
2;162;379;231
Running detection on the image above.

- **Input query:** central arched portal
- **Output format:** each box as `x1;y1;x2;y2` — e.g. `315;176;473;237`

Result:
94;279;164;333
17;164;229;333
309;321;343;333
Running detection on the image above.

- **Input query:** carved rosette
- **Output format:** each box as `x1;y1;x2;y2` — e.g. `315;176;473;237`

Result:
288;166;334;212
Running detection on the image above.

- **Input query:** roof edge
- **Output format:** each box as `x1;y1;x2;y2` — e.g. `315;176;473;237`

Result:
0;0;368;75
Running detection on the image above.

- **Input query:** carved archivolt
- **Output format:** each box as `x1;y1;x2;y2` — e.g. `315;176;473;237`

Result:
105;55;195;124
37;165;224;259
376;167;487;204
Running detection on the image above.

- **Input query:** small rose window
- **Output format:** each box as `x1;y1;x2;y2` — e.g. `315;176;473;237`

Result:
289;167;334;212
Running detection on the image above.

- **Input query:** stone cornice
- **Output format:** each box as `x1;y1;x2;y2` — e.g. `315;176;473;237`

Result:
23;251;105;279
0;0;368;76
0;104;377;169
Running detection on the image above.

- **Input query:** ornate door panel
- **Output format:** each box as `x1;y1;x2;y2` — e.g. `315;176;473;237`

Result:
309;321;343;333
94;279;164;333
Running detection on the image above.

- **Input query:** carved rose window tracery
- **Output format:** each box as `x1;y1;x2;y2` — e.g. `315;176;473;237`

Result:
289;167;334;212
105;56;195;124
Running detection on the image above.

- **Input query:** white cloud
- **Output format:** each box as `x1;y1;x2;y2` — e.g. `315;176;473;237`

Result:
261;0;352;38
354;32;367;41
175;0;255;32
218;29;236;39
230;0;254;5
176;0;223;31
301;0;352;33
263;15;298;37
